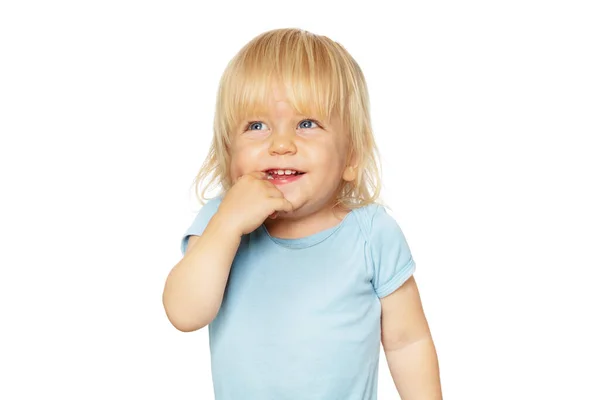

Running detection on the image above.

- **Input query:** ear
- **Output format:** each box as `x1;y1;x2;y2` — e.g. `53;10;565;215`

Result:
343;143;358;182
342;165;357;182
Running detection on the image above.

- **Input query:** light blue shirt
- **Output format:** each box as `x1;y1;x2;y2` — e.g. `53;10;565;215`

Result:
180;196;416;399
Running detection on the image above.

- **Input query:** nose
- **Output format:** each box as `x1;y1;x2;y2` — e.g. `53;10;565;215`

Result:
268;129;297;156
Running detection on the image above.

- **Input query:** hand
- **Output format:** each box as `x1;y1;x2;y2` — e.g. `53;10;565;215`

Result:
216;171;294;236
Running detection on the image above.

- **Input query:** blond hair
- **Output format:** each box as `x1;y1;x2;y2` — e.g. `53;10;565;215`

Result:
192;28;382;210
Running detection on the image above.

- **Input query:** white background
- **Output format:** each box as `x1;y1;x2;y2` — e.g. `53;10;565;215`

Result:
1;1;598;399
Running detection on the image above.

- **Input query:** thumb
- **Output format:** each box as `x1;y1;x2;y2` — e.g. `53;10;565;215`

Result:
249;171;268;179
233;171;267;184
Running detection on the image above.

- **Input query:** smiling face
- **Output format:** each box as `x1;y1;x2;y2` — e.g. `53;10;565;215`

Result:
228;84;357;219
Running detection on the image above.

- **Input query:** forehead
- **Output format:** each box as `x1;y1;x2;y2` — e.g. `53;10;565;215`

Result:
251;83;339;122
269;83;287;103
259;84;298;114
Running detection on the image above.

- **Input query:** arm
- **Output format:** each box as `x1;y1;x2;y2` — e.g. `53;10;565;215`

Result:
162;213;241;332
163;172;293;333
380;276;442;399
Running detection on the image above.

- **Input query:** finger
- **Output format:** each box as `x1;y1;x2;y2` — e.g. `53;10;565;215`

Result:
271;197;294;213
282;199;294;213
268;198;293;219
248;171;268;180
261;178;279;189
265;186;285;198
233;174;247;185
234;171;267;185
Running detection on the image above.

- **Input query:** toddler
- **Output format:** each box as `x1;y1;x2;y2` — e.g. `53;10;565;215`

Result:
163;28;442;399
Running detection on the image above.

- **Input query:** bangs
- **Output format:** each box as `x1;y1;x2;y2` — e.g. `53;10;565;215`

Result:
217;30;351;136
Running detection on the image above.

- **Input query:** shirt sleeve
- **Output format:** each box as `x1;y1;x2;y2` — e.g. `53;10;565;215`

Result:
180;196;223;256
368;205;416;298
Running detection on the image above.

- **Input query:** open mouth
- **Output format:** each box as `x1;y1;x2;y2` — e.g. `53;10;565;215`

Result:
264;169;306;181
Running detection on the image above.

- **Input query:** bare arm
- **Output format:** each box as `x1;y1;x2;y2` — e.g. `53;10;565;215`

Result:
381;276;442;399
384;337;441;399
163;172;294;333
162;213;241;332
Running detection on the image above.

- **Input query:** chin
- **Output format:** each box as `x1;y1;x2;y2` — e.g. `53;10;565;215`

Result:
276;196;305;218
286;196;305;214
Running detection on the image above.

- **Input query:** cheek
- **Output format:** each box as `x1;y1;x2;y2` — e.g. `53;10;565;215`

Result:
229;159;241;182
229;153;248;180
313;141;346;169
229;143;263;178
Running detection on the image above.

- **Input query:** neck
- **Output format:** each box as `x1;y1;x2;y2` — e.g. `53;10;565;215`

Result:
264;202;350;239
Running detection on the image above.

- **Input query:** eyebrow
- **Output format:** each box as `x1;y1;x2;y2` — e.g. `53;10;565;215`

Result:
242;112;327;121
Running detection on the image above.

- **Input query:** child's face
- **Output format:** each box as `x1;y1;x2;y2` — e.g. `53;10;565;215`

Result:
229;84;354;218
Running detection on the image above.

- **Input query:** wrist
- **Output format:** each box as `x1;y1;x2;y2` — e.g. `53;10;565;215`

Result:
207;211;243;239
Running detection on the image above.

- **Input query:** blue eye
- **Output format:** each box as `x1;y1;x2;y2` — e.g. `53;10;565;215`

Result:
299;119;319;129
244;119;321;132
247;121;266;131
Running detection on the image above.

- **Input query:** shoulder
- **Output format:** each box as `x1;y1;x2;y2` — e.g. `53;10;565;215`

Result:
200;194;224;214
350;202;412;260
353;203;415;298
180;194;225;256
351;202;400;240
191;194;225;229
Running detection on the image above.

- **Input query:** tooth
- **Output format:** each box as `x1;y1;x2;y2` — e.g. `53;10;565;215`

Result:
277;170;284;175
285;170;292;175
267;175;273;180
